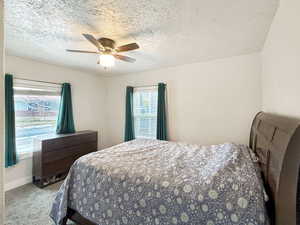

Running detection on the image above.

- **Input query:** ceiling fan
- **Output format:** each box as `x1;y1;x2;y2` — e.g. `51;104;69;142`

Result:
66;33;140;67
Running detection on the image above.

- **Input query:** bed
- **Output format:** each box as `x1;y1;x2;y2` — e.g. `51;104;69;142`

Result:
50;112;300;225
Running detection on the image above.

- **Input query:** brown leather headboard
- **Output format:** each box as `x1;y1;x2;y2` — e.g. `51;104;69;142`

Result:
250;112;300;225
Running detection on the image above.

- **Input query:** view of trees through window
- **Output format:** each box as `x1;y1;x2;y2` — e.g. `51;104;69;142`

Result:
133;88;158;139
14;95;60;154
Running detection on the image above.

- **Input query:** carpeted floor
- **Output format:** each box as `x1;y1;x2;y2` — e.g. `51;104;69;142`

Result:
5;181;74;225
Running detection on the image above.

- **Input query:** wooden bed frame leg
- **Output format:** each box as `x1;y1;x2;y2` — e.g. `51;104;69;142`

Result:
61;217;68;225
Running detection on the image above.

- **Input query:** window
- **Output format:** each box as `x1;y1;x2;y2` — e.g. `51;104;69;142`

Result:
14;80;61;157
133;87;158;139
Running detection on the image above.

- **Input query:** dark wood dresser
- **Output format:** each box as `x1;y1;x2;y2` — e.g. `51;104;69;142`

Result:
32;130;98;188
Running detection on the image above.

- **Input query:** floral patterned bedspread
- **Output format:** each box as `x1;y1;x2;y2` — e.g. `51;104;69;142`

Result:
50;139;269;225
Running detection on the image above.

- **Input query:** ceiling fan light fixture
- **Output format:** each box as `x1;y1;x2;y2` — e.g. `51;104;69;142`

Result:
99;54;115;68
67;34;139;66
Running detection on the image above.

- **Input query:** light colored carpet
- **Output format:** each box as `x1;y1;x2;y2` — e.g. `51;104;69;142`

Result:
5;181;75;225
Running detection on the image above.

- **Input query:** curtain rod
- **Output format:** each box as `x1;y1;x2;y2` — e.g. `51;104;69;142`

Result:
133;83;167;88
14;77;63;86
133;85;158;88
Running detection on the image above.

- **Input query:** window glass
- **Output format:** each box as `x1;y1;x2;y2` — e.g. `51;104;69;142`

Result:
14;83;60;155
133;87;158;139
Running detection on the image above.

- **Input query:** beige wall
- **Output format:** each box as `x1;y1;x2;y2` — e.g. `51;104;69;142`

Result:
104;53;262;147
262;0;300;117
4;55;106;190
0;0;4;223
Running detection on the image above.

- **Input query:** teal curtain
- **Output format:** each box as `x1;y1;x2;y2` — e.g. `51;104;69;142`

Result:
56;83;75;134
157;83;167;140
124;86;135;141
5;74;18;168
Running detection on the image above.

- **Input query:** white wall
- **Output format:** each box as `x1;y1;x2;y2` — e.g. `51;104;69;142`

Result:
3;53;262;191
262;0;300;117
0;0;5;223
4;55;106;190
104;53;262;147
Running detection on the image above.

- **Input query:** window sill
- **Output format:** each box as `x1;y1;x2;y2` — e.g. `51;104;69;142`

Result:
136;136;156;139
18;151;33;160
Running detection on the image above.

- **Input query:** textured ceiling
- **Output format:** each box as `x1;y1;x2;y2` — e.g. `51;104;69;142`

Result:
5;0;278;75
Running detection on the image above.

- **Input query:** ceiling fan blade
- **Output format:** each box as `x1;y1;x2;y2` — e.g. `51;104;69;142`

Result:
82;33;103;50
116;43;139;52
113;54;136;63
66;49;98;54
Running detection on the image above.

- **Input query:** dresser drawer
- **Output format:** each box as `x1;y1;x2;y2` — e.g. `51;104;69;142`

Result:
43;133;97;153
43;156;77;177
42;142;97;163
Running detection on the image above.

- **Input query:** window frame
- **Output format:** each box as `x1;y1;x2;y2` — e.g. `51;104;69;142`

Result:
133;86;158;139
13;80;61;159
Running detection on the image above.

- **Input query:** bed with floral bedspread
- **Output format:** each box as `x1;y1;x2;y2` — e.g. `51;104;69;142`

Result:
50;139;269;225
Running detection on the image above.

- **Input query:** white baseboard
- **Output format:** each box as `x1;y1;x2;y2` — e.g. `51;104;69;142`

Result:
5;176;32;191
